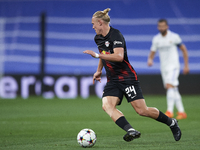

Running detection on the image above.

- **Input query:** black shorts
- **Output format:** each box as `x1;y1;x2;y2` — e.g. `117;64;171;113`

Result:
102;80;144;105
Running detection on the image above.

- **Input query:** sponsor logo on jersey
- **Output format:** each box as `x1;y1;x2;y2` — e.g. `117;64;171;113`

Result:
101;50;110;54
105;41;110;47
114;40;122;45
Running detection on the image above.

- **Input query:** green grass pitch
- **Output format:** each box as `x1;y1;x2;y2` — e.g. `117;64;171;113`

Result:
0;95;200;150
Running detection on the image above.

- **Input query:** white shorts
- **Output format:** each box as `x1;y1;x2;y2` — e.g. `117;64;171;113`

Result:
161;68;180;88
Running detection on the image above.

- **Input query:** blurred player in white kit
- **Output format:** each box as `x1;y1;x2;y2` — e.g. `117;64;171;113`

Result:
148;19;189;120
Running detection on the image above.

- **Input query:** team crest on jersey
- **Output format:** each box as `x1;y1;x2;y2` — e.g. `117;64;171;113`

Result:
105;41;110;47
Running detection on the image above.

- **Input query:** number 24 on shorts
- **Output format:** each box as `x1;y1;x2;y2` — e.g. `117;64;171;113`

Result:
125;85;137;98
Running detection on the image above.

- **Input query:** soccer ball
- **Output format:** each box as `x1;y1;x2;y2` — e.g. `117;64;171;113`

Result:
77;128;97;148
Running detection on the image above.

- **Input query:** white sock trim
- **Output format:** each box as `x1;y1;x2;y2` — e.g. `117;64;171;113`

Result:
170;119;175;127
128;128;135;131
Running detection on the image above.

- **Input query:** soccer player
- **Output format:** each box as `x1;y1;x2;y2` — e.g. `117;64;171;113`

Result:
83;8;181;142
148;19;189;120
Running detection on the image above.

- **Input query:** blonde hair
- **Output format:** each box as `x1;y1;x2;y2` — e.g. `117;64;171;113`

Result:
93;8;111;24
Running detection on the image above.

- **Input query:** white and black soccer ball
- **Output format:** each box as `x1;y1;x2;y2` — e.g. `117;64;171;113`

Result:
77;128;97;148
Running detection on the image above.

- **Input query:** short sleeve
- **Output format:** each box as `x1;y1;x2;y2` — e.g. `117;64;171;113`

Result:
150;36;157;52
111;31;124;49
174;34;182;46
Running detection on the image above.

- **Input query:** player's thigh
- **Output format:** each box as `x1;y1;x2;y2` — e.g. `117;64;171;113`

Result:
166;83;174;89
130;99;148;113
102;96;121;109
102;81;123;105
161;69;180;88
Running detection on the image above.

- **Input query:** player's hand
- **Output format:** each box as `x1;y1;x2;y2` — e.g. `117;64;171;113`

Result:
147;59;153;66
83;50;97;58
93;71;102;84
183;65;189;74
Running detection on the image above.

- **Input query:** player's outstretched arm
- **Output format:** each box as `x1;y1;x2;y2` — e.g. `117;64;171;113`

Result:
83;50;99;58
83;48;124;62
99;47;124;62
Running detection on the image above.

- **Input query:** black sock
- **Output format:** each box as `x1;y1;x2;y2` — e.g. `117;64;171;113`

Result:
115;116;133;132
156;111;172;126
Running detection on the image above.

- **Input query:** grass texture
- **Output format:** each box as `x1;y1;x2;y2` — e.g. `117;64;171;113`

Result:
0;95;199;150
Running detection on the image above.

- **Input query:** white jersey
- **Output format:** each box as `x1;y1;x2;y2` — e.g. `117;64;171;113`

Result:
150;30;182;71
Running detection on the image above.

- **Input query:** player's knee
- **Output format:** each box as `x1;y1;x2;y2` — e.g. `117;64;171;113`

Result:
102;97;112;111
102;103;115;117
102;104;106;112
166;84;174;89
102;100;115;117
102;102;112;112
102;99;109;112
136;108;148;117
